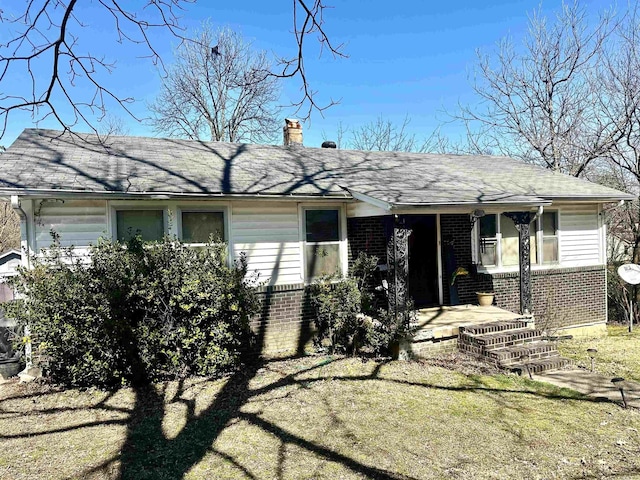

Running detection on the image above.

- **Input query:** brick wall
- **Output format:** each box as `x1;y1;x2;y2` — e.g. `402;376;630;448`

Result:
347;216;389;266
250;284;315;357
491;266;606;330
440;214;607;329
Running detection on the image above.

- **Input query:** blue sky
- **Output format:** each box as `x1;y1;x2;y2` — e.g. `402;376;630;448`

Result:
0;0;604;148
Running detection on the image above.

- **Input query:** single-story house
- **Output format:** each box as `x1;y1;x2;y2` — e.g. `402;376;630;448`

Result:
0;123;633;355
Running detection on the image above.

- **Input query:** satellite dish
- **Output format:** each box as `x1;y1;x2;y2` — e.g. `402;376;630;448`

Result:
618;264;640;285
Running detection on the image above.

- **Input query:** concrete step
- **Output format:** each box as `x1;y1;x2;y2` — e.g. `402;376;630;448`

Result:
486;341;560;366
509;357;572;375
460;319;532;336
459;328;543;350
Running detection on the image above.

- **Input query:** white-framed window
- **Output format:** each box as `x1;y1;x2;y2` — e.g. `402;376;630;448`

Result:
179;209;226;245
475;211;558;268
115;209;165;242
540;211;559;264
303;208;342;281
478;214;498;267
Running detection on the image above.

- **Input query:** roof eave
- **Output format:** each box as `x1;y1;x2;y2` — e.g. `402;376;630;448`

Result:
0;188;355;202
388;200;552;211
544;194;635;203
0;249;21;260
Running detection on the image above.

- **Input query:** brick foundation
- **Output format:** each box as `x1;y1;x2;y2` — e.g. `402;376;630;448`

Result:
250;284;315;357
411;337;459;357
490;266;606;330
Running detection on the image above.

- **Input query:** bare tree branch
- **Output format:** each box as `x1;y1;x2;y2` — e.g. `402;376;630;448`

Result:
0;1;344;142
271;0;347;120
322;115;464;154
0;0;194;142
0;201;20;254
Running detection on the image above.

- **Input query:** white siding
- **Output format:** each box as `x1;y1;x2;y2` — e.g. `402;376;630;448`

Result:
559;204;602;266
231;202;303;285
34;200;108;255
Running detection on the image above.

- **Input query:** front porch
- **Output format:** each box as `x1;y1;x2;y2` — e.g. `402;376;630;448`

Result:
408;304;570;373
409;304;530;356
415;304;528;339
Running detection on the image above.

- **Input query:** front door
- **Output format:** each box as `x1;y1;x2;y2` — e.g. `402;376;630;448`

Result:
406;215;439;308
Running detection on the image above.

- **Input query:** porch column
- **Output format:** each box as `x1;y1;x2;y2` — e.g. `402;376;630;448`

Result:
387;215;412;327
503;212;534;315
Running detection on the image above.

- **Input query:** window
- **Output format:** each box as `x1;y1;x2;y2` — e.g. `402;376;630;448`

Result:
181;211;225;243
476;212;555;268
478;215;497;266
500;214;537;266
541;212;558;264
304;209;341;280
116;210;164;242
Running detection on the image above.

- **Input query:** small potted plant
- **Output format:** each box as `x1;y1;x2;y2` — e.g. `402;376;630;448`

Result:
476;291;495;306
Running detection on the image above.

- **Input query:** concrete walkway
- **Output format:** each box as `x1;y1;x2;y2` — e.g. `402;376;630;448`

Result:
533;369;640;408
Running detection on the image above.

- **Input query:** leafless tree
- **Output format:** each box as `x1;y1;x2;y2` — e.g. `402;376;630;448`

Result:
569;2;640;326
149;25;280;143
598;4;640;264
326;115;453;153
0;203;20;254
0;1;344;142
98;115;130;139
459;2;623;176
348;116;426;152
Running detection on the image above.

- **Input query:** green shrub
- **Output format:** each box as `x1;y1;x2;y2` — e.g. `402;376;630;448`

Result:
348;252;380;315
366;300;418;356
309;252;418;357
309;276;365;354
8;234;258;387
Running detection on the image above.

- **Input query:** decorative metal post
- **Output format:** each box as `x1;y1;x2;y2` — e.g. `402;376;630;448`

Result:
504;212;534;315
387;215;412;328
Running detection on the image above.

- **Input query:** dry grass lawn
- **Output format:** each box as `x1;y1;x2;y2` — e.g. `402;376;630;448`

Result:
1;355;639;479
558;325;640;383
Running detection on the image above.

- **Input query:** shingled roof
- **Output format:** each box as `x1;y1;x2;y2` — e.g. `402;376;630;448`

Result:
0;129;632;207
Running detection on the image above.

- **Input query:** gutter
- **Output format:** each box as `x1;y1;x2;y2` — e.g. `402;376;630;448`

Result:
10;195;32;369
0;188;354;202
545;195;635;203
343;187;552;212
344;189;393;211
388;200;552;210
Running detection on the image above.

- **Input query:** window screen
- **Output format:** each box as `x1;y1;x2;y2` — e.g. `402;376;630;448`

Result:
116;210;164;242
542;212;558;263
305;210;339;242
182;211;225;243
479;215;496;238
542;212;557;235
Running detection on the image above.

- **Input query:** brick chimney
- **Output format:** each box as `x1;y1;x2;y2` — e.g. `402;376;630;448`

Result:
283;118;303;146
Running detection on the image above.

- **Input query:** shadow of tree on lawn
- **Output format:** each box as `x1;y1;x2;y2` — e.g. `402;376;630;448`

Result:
0;343;637;479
